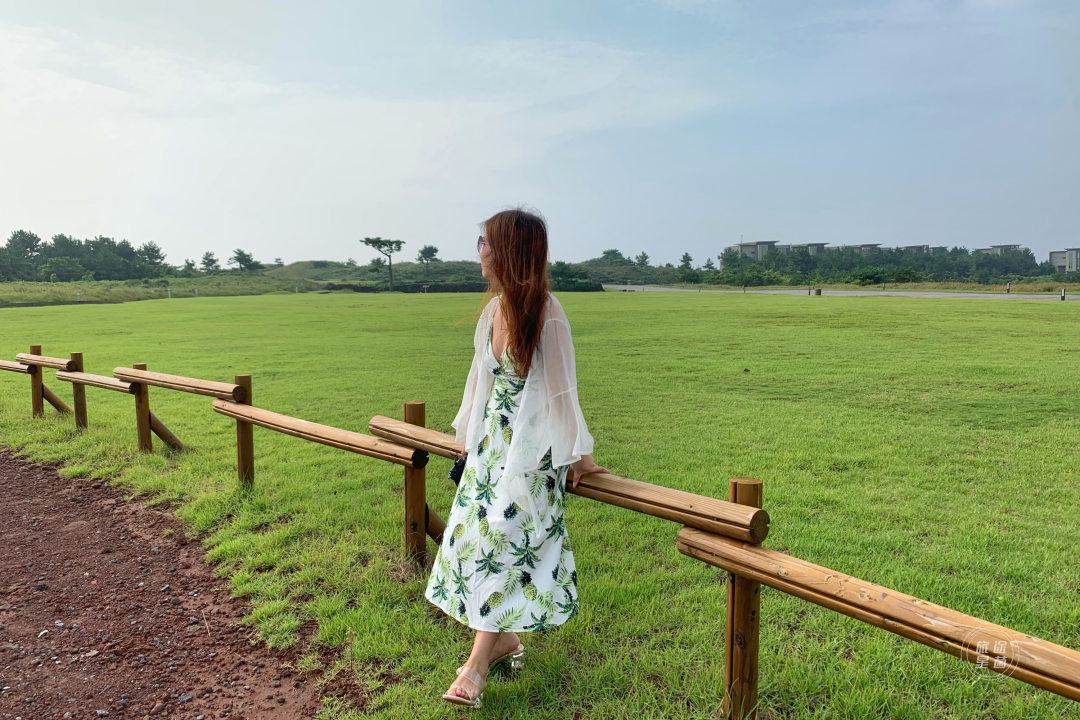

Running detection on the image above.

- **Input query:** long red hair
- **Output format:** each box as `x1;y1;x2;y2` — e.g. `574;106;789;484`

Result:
482;208;550;377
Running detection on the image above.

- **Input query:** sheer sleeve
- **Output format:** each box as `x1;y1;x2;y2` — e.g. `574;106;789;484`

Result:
451;350;482;446
540;309;594;469
451;298;497;447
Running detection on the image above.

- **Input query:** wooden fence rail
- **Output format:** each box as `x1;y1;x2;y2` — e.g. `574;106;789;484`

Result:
212;400;428;469
368;416;771;543
0;360;33;374
677;526;1080;706
113;367;247;402
377;417;1080;715
56;371;136;394
2;345;1079;715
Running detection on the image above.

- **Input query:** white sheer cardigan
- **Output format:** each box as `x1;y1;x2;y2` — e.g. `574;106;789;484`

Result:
452;293;594;501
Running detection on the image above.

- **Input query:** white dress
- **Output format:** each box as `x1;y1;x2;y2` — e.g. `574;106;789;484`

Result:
423;293;595;632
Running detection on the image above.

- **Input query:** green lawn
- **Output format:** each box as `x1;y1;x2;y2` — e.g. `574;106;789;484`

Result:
1;292;1078;719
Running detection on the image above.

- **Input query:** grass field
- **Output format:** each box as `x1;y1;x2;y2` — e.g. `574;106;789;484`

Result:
661;281;1080;294
0;275;319;304
1;292;1078;719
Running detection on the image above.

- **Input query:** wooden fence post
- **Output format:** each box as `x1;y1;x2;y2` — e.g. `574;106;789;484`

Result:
71;352;88;429
724;477;763;720
235;374;254;486
132;363;153;452
29;344;44;417
403;401;427;569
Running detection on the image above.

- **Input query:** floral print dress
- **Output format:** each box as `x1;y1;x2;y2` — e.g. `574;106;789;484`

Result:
424;326;579;633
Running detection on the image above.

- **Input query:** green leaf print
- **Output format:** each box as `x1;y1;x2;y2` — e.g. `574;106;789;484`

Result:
524;612;555;632
501;568;523;596
494;386;520;413
517;515;536;540
451;564;473;598
455;538;477;563
545;514;566;541
431;576;450;602
486;411;502;438
556;591;578;617
438;552;451;576
476;547;505;578
486;528;509;555
494;606;526;632
474;477;498;506
535;590;557;616
556;565;574;591
481;448;503;473
478;434;490;456
509;536;541;569
528;474;546;499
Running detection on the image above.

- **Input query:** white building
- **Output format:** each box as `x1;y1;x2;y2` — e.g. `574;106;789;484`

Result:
975;244;1022;256
724;241;779;261
1049;249;1080;274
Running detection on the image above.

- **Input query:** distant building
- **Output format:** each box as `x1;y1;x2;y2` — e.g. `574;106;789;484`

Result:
831;244;882;253
1049;249;1080;274
790;243;829;255
976;244;1022;256
725;241;779;261
899;245;931;254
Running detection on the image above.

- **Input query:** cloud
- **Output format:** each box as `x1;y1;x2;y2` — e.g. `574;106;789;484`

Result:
0;21;714;261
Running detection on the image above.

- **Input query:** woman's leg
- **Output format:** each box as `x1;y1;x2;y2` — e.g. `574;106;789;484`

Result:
445;630;521;700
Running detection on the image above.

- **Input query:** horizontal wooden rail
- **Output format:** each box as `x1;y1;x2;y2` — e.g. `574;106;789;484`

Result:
56;371;136;394
576;473;769;544
677;527;1080;703
0;360;34;374
215;400;428;469
370;415;463;458
369;417;769;543
16;353;77;371
114;368;246;402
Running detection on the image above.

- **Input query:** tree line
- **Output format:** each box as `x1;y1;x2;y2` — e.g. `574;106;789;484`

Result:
8;227;1073;287
577;246;1077;286
0;230;273;282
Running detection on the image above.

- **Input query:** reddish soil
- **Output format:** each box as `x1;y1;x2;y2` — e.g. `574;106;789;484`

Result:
0;450;320;720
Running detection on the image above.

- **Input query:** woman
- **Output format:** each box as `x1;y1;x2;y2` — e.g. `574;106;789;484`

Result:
424;208;606;708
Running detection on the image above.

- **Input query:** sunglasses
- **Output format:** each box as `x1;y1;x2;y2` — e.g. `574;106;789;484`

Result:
477;236;486;253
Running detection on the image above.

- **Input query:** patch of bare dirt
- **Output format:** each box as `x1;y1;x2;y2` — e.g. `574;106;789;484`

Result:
0;450;320;720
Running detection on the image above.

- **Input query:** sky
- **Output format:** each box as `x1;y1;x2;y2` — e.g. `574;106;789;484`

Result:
0;1;1077;267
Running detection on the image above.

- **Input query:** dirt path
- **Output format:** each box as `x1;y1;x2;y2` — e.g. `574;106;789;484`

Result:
0;450;320;720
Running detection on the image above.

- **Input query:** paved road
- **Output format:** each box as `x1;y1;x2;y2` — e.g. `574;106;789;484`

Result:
603;285;1079;301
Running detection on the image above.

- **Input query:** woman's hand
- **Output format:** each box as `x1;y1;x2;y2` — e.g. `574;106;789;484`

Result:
569;454;608;488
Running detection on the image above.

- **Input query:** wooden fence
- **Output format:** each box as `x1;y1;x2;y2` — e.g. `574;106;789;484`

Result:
2;344;1079;717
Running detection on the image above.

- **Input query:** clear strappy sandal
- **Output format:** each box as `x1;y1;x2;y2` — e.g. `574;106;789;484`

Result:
442;665;487;708
456;642;525;676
